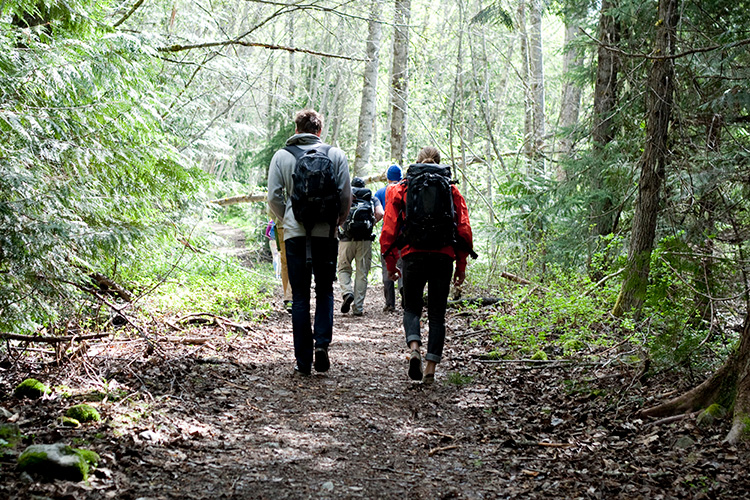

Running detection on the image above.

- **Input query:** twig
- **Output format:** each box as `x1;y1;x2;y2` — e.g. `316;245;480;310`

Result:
158;40;367;61
428;445;459;456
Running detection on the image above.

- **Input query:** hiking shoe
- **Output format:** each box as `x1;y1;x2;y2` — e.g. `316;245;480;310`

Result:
352;310;363;317
422;373;435;385
341;294;354;313
284;300;293;314
314;347;330;373
383;305;395;313
293;364;311;377
408;350;423;381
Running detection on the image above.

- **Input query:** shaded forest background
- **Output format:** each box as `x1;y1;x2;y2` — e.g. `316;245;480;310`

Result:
1;0;750;439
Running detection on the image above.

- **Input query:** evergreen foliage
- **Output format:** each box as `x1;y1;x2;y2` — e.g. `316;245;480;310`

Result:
0;1;205;334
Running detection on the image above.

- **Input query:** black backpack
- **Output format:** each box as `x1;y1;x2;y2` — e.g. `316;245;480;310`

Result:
285;144;341;262
401;163;456;250
341;186;375;241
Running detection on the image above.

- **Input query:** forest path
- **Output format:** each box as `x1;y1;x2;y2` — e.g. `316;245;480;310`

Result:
3;226;750;499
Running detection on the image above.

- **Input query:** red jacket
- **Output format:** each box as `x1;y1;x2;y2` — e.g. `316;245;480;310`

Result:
380;181;473;275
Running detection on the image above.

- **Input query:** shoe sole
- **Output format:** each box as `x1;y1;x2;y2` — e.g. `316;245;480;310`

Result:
314;348;330;373
341;295;354;313
408;351;423;381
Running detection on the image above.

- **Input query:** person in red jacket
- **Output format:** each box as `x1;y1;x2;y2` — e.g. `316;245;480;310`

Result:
380;146;474;384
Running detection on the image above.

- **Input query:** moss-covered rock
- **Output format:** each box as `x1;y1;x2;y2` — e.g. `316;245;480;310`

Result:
17;443;99;481
531;350;548;361
65;404;100;423
14;379;52;399
697;404;728;428
60;416;81;428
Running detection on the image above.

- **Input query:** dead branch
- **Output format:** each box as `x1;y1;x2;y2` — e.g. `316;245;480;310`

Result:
156;336;213;345
501;271;533;285
0;332;110;344
112;0;146;28
158;40;366;61
90;272;133;302
583;268;625;297
648;411;700;427
427;445;459;456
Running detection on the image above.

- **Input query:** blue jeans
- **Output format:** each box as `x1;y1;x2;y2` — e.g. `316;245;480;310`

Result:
402;253;453;363
285;236;338;371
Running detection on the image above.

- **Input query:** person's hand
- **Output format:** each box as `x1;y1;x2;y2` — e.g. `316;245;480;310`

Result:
388;269;401;281
453;269;465;287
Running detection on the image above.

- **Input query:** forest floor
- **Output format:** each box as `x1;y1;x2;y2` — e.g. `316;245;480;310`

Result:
2;227;750;499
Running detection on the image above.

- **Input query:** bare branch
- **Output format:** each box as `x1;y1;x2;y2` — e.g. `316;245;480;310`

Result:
113;0;146;28
580;28;750;60
158;40;366;61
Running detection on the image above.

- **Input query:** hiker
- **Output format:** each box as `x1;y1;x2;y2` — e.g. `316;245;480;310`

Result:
267;109;352;376
380;146;475;384
374;164;403;312
266;218;293;313
338;177;384;316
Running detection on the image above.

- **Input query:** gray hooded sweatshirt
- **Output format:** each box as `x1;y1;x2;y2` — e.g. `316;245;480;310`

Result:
267;133;352;240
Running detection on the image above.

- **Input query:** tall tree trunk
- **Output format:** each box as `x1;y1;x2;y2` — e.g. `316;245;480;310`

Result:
590;0;621;241
390;0;411;166
555;21;582;180
517;0;533;166
353;0;383;176
528;0;545;168
613;0;679;318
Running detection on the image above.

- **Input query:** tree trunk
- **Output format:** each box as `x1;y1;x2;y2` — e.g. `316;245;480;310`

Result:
642;308;750;444
555;21;582;179
353;0;384;176
590;0;620;240
613;0;679;318
517;0;533;166
528;0;545;167
390;0;411;166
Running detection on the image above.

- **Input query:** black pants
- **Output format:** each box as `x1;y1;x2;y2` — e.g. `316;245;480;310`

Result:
285;236;338;371
401;253;453;363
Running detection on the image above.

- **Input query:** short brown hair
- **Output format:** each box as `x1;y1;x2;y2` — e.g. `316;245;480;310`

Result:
294;109;324;134
416;146;440;164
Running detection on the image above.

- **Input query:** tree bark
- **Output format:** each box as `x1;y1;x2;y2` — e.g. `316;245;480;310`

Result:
642;308;750;444
555;21;582;179
613;0;679;318
390;0;411;166
528;0;545;166
517;0;533;165
353;0;383;175
590;0;620;240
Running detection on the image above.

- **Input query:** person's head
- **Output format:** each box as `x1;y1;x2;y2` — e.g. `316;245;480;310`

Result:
416;146;440;164
294;109;324;136
386;164;402;183
351;177;365;188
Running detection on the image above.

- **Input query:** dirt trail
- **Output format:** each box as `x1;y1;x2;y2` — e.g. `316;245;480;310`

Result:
2;227;750;498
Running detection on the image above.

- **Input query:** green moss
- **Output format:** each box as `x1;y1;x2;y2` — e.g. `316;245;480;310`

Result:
65;404;101;423
60;416;81;427
14;378;52;399
531;350;548;361
17;443;98;481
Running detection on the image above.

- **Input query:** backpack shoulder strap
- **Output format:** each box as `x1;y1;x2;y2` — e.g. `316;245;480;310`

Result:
283;145;304;161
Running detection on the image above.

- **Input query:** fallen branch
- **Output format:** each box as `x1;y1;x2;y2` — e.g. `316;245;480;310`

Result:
648;411;700;427
156;336;214;345
428;444;459;456
0;332;110;344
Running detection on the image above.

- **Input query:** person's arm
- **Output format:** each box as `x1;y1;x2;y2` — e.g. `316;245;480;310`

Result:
267;151;287;222
332;147;352;226
373;196;384;223
452;186;473;286
379;185;404;279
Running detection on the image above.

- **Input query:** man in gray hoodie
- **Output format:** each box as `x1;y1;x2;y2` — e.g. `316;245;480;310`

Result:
267;109;351;376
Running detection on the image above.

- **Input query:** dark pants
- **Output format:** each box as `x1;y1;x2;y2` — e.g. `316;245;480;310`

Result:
402;253;453;363
381;254;403;308
285;236;338;371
